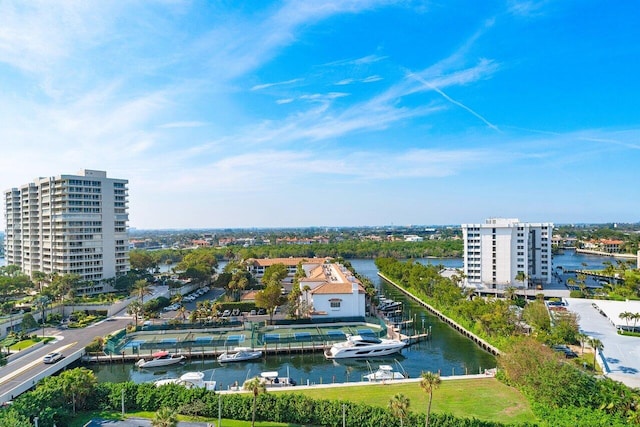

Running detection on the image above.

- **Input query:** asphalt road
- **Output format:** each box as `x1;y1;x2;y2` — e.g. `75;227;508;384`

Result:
0;313;132;400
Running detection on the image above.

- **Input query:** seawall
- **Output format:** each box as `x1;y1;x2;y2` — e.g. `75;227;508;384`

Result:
377;272;501;356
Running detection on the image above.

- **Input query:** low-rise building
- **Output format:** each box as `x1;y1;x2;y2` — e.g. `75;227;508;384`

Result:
299;262;365;319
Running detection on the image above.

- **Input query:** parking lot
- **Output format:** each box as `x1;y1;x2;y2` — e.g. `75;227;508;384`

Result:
566;298;640;388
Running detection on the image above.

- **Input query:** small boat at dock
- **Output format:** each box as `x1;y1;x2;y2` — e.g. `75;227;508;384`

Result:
136;351;185;368
218;347;263;363
364;364;407;381
243;371;296;388
154;371;216;390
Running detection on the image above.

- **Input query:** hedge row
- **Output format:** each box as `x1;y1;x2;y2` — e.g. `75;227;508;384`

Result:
97;382;526;427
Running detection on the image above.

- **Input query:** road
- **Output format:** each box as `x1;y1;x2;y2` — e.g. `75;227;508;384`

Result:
0;285;236;401
0;313;132;400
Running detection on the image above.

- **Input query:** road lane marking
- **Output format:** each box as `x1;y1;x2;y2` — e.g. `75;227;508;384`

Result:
0;342;78;386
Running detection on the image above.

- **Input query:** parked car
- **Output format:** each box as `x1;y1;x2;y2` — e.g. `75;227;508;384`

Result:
43;352;63;364
222;310;231;317
552;345;578;359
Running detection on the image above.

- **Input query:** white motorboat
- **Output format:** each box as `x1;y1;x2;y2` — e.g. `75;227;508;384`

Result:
243;371;296;388
259;371;297;387
136;351;185;368
154;372;216;391
218;347;263;363
364;364;407;381
324;335;406;359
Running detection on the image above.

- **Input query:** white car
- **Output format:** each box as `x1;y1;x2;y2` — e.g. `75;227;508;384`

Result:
43;352;63;364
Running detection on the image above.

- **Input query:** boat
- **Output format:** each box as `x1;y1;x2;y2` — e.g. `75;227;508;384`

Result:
135;351;185;368
218;347;263;363
364;364;407;381
154;371;216;390
324;335;406;359
257;371;296;387
378;300;402;312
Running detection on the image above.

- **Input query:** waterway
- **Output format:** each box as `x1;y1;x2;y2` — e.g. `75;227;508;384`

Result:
5;250;612;388
89;257;497;389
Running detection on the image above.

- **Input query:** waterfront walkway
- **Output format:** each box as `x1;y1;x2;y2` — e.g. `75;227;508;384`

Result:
566;298;640;388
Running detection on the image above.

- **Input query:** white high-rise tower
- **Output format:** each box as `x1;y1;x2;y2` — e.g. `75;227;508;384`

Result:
4;170;129;292
461;218;553;290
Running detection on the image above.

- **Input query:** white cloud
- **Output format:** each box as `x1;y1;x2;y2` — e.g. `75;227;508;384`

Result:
251;78;303;91
276;98;295;104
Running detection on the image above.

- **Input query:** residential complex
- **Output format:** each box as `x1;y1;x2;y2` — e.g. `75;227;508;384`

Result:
244;257;366;319
299;261;366;319
3;169;129;292
462;218;553;289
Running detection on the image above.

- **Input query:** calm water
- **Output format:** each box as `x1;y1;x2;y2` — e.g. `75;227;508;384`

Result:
8;250;608;387
90;257;496;389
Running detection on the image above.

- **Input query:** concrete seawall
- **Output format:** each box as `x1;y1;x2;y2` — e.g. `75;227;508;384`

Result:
378;272;501;356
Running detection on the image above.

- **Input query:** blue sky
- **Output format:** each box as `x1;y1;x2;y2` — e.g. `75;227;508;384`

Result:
0;1;638;229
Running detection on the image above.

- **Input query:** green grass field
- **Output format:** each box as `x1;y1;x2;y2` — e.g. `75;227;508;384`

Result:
9;339;38;351
276;377;535;425
73;378;535;426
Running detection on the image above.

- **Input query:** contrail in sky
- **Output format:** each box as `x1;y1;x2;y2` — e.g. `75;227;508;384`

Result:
409;73;500;132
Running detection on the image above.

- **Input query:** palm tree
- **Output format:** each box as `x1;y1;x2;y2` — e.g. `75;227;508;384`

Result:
577;332;589;355
127;301;143;326
178;305;188;323
388;393;410;427
420;371;441;427
503;286;517;303
243;376;267;427
131;279;152;304
152;407;178;427
589;338;604;370
620;311;633;329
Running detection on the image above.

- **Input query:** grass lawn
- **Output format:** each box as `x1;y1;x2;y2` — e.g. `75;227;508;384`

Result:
276;378;535;425
9;339;39;351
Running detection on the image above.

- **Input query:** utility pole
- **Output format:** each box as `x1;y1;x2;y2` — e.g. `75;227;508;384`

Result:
121;388;125;416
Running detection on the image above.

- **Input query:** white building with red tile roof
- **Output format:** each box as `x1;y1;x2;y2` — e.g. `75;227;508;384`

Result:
299;262;366;319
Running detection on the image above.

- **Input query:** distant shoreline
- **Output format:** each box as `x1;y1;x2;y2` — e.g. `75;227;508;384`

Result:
574;248;638;260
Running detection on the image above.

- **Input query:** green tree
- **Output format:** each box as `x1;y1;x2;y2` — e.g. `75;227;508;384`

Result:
152;407;178;427
243;376;267;427
51;273;81;318
0;409;32;427
129;250;157;272
255;282;284;325
590;338;604;370
262;263;288;286
420;371;441;427
388;393;410;427
31;270;47;293
21;312;38;331
127;300;143;325
131;279;152;304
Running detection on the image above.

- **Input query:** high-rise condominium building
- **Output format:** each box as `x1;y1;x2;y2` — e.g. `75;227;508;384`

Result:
461;218;553;289
3;169;129;291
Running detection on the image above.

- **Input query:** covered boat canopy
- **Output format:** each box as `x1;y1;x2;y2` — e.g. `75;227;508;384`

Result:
152;351;169;358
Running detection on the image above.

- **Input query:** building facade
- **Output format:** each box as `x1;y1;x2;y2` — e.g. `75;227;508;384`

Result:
462;218;553;289
299;262;366;319
3;169;129;291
